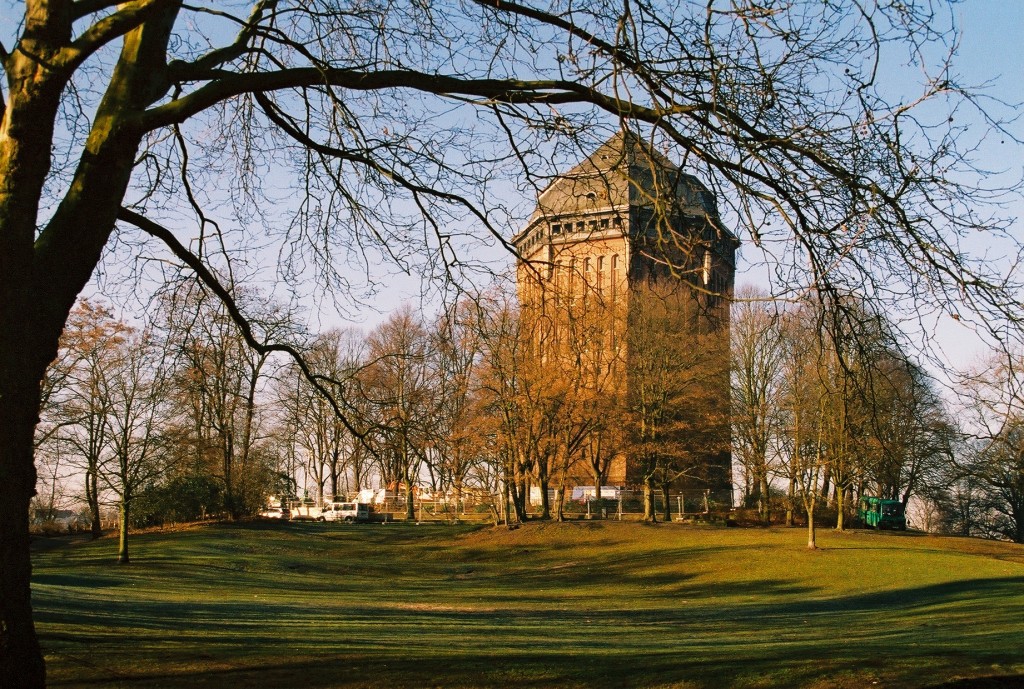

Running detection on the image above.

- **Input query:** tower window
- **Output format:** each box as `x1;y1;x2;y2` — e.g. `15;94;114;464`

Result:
611;254;619;299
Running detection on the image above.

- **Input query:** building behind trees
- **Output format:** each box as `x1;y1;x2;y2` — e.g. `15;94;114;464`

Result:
512;133;737;505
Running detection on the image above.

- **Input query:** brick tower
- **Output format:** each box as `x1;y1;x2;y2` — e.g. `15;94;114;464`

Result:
512;132;737;503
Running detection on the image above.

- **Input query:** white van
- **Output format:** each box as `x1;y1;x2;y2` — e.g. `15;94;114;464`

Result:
320;502;370;523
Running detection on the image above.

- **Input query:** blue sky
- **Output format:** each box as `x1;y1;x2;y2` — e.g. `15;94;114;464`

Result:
909;1;1024;370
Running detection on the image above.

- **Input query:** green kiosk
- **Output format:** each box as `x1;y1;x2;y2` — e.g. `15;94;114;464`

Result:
858;496;907;530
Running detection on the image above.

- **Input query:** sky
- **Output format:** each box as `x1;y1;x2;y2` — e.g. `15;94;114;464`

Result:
2;1;1019;372
897;0;1024;372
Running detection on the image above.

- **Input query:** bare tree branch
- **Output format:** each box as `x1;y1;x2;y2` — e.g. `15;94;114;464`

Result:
63;0;176;72
117;207;368;442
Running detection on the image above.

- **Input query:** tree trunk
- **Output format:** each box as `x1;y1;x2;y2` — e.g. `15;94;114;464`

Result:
661;481;671;522
593;466;603;520
511;479;527;522
0;377;47;689
0;8;181;684
117;498;131;564
330;450;340;500
537;467;550;519
807;504;817;549
454;478;463;525
86;466;103;539
404;477;415;520
502;476;511;526
643;474;657;522
223;433;236;517
0;18;74;687
759;472;771;525
834;485;846;531
785;475;796;527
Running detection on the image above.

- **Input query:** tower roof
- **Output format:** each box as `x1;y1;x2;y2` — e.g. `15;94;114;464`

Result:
530;131;719;220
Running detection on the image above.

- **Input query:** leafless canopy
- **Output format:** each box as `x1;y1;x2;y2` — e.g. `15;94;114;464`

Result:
1;2;1021;684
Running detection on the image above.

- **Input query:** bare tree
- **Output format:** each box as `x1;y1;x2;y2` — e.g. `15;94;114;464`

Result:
427;304;485;519
363;306;432;519
863;355;955;510
731;288;786;524
97;329;170;564
157;285;292;516
472;287;536;524
285;328;364;500
778;303;830;548
47;301;132;538
958;354;1024;543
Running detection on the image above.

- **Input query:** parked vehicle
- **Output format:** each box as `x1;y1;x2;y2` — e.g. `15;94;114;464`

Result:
858;496;907;530
320;502;370;523
260;506;289;519
288;502;323;520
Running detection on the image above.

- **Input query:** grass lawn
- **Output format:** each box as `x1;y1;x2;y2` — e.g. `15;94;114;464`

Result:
31;520;1024;688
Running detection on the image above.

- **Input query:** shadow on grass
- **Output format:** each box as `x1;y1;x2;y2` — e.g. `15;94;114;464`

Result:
44;651;767;689
761;576;1024;615
926;678;1024;689
37;574;1024;688
34;523;1024;688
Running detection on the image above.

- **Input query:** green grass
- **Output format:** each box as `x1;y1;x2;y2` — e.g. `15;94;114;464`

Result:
32;520;1024;688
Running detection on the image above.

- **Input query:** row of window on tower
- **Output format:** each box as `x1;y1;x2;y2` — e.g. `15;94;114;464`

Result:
550;215;622;236
519;215;625;254
552;253;623;299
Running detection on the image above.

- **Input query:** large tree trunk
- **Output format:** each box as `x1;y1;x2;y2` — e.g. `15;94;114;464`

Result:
0;13;72;683
0;22;73;684
661;481;671;522
0;377;47;689
0;8;180;684
537;473;551;520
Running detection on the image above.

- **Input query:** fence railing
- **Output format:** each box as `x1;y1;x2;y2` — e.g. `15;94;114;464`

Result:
361;490;731;524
